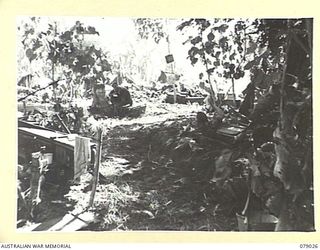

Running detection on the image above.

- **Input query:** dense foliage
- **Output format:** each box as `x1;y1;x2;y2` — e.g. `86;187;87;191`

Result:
17;17;313;231
18;17;112;100
174;18;313;230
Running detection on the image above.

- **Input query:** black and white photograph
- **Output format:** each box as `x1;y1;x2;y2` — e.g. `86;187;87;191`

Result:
16;17;314;232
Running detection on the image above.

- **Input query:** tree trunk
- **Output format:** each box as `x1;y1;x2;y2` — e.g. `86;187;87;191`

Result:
52;62;56;101
88;128;103;207
274;194;294;231
239;82;255;116
199;31;217;107
52;22;57;102
231;77;236;107
165;21;176;104
273;21;304;202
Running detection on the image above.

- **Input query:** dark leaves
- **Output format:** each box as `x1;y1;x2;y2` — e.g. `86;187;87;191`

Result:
194;19;211;31
219;37;229;52
191;57;198;65
246;41;257;54
223;62;230;69
244;49;271;70
176;19;194;31
100;59;112;72
135;18;165;43
207;32;215;41
213;24;229;33
204;41;214;53
32;39;42;51
219;37;228;47
188;46;200;58
26;48;37;62
229;63;235;73
24;27;35;37
86;26;99;35
244;60;256;70
229;52;236;61
213;61;220;67
214;51;221;59
266;193;283;216
234;72;241;80
76;25;85;34
273;125;305;195
191;36;202;45
211;149;233;182
251;68;265;88
207;67;215;75
60;31;72;41
223;71;231;78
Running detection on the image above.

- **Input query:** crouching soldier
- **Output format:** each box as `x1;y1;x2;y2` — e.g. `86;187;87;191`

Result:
197;94;225;136
89;84;113;117
109;82;133;117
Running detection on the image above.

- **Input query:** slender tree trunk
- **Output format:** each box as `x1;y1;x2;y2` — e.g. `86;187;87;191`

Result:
165;19;176;104
52;64;56;101
52;22;57;102
199;31;218;107
274;22;305;230
89;128;103;207
279;32;292;131
305;19;312;67
274;23;292;184
231;77;236;107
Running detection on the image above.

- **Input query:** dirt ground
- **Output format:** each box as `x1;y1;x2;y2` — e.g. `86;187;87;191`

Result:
18;103;241;231
77;103;240;231
92;121;239;231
